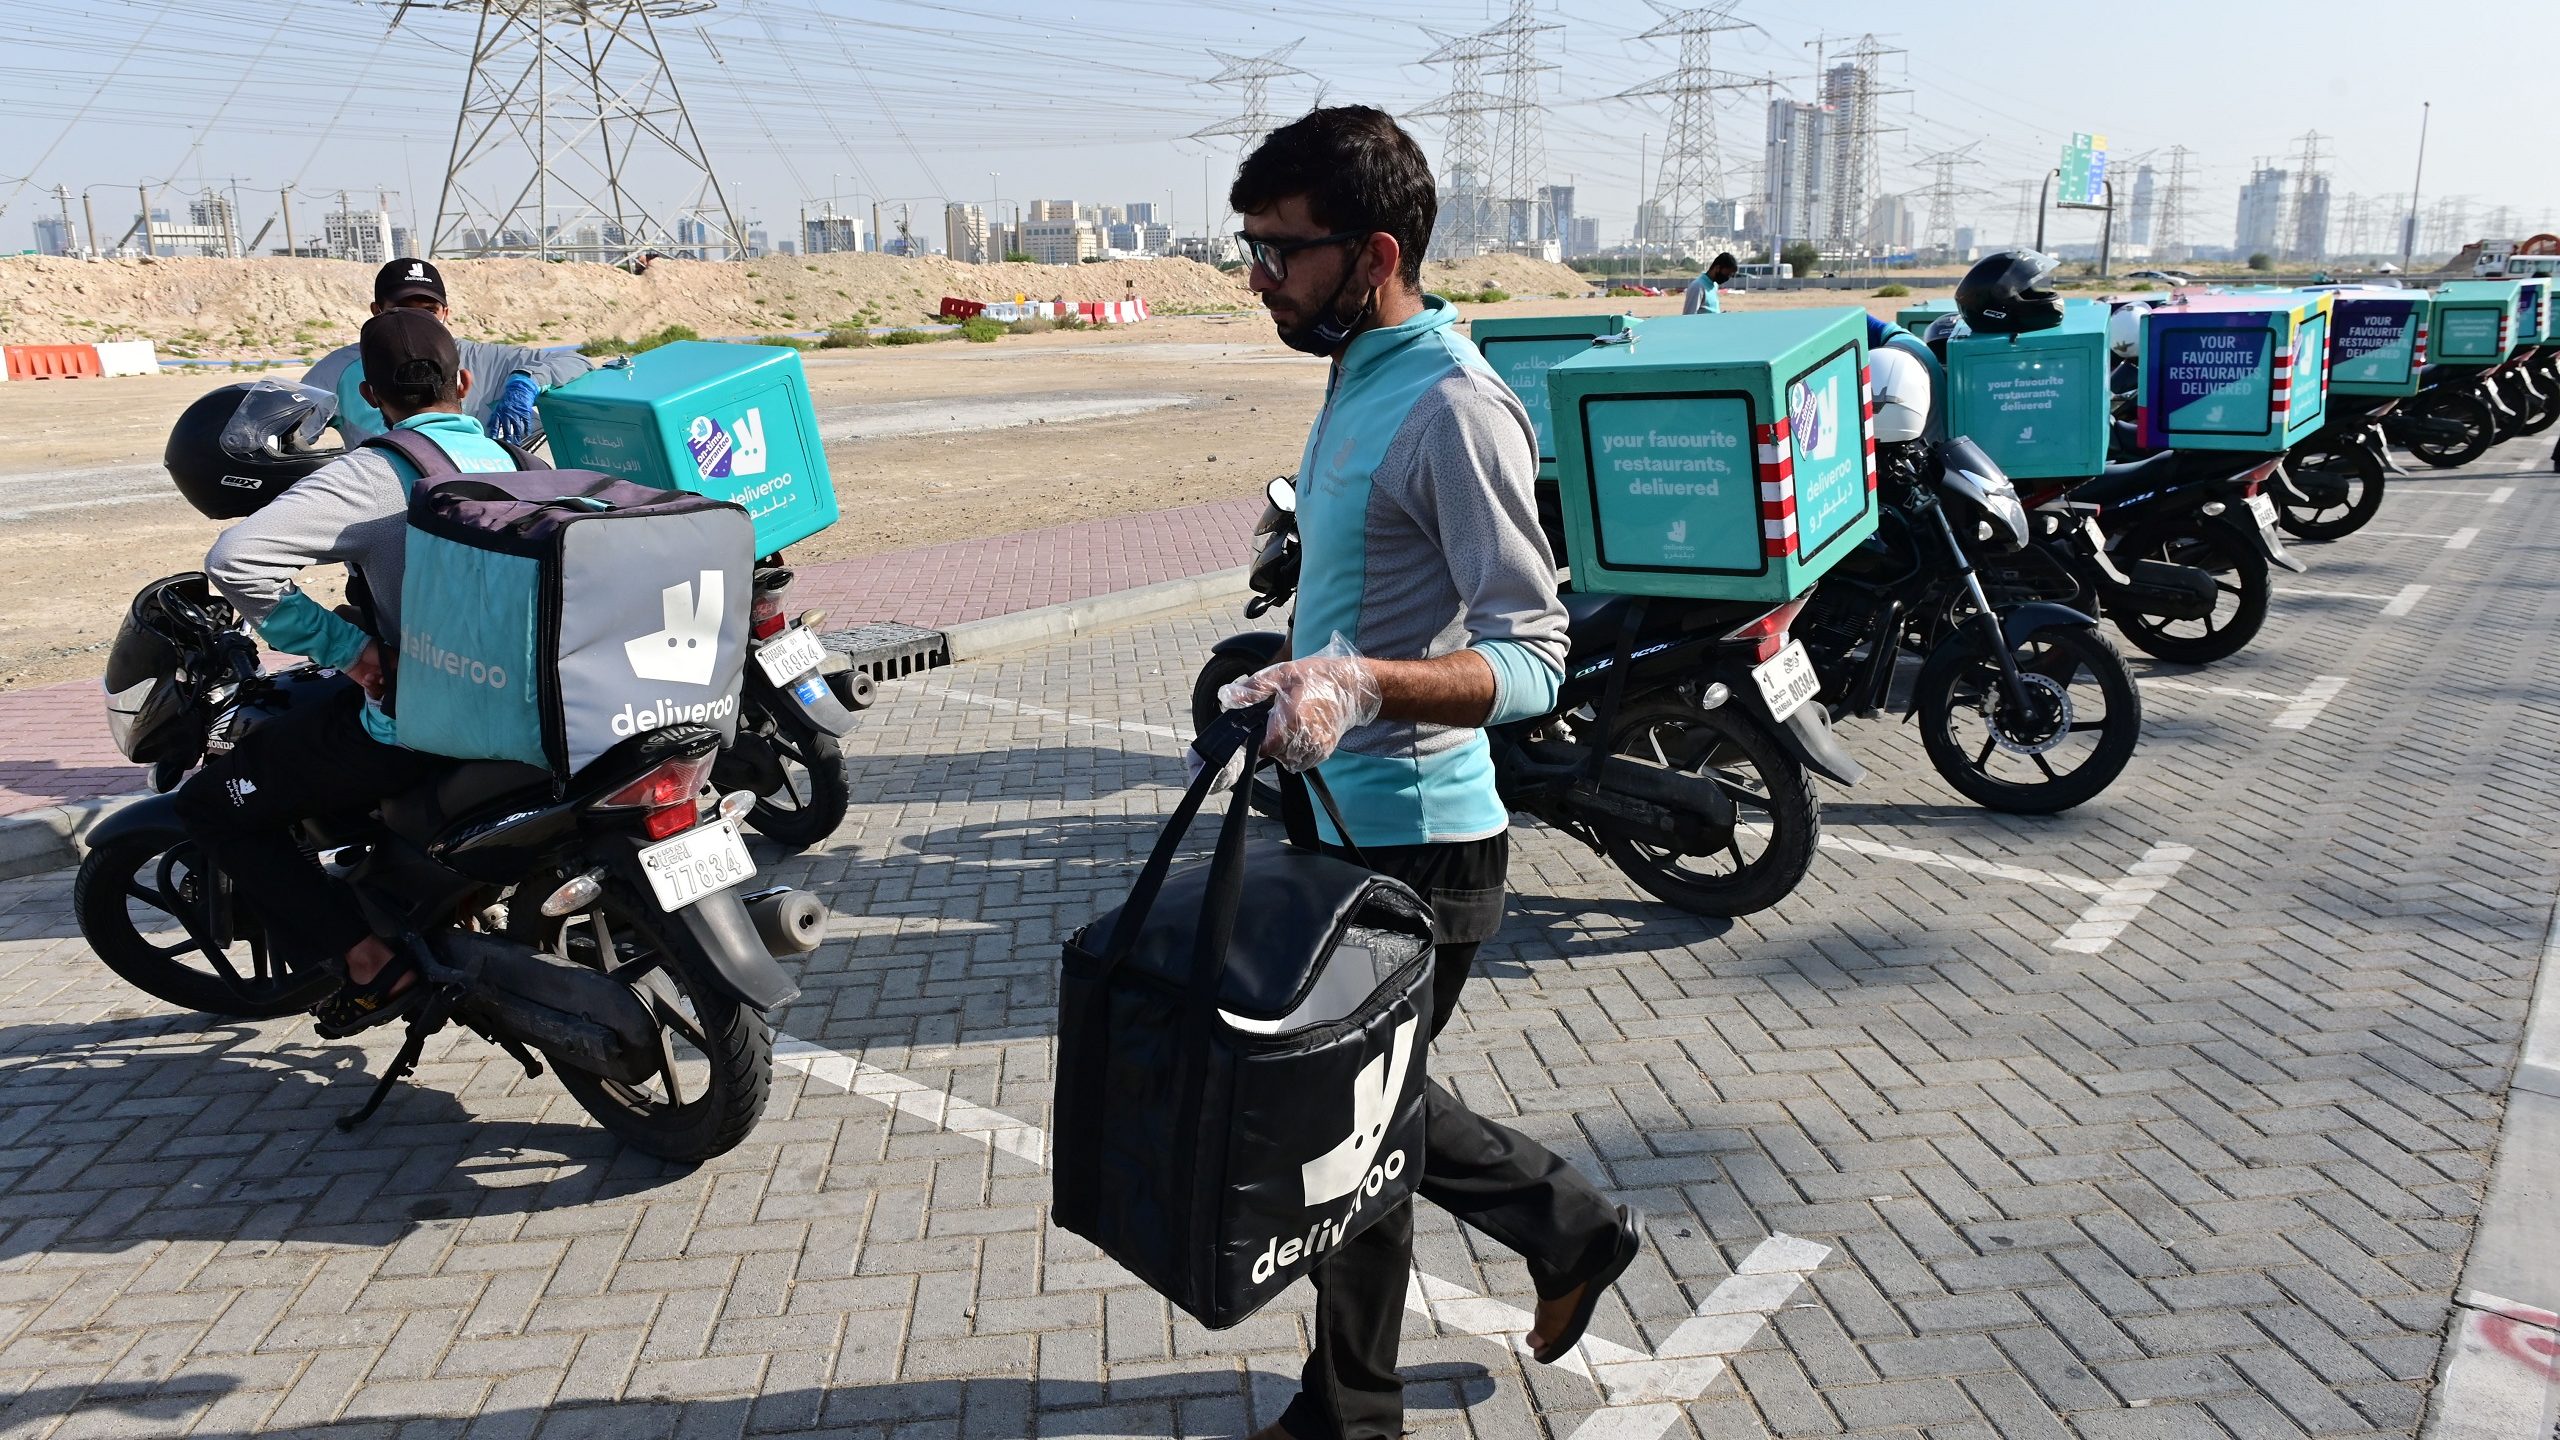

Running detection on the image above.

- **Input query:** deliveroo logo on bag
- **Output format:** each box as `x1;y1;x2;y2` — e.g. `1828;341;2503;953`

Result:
625;571;726;686
1787;353;1865;553
686;409;770;481
1250;1017;1418;1286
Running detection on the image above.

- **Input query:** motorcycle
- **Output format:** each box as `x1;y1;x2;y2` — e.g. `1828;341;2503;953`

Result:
1794;436;2144;814
2505;346;2559;437
1192;477;1862;918
77;575;821;1162
2391;366;2503;468
716;560;875;849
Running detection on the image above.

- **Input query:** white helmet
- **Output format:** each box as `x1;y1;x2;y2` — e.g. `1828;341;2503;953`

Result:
2108;304;2144;361
1868;346;1933;444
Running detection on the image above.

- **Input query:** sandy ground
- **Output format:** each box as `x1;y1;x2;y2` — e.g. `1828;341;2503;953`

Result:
0;286;1954;692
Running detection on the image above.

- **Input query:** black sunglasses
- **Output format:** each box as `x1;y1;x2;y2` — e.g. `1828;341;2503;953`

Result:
1235;230;1368;282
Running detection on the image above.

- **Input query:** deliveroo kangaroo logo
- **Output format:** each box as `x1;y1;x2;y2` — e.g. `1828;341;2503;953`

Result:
626;571;725;686
1667;519;1688;545
728;408;769;476
1787;375;1841;461
1299;1018;1418;1206
688;409;769;480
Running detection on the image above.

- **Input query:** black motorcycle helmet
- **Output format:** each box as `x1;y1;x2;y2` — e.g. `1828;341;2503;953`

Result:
104;573;234;766
1956;249;2066;335
165;380;345;520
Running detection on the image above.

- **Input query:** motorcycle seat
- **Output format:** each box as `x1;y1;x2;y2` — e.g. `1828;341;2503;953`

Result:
380;759;560;843
2070;449;2184;506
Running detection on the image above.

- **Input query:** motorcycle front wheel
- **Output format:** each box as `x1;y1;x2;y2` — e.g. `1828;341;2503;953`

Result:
1916;624;2142;814
2276;438;2387;542
2406;392;2495;468
1596;700;1818;917
514;882;773;1163
2517;369;2560;437
72;829;336;1018
2107;519;2270;665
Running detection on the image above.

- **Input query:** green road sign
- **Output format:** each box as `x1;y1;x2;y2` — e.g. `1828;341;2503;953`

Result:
2058;132;2109;208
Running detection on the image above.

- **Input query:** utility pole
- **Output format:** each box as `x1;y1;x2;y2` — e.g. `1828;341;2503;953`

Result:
2402;101;2429;269
1486;0;1561;247
1415;27;1506;259
2153;145;2192;264
137;184;153;257
1913;144;1982;259
2289;130;2328;261
1618;0;1755;262
81;190;100;258
1809;34;1905;268
281;188;294;256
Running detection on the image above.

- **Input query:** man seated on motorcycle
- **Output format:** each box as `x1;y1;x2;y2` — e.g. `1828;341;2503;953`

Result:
174;309;521;1038
302;257;592;446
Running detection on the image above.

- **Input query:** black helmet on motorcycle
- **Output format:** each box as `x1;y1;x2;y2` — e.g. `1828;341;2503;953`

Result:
1956;249;2066;335
165;380;345;520
105;573;234;766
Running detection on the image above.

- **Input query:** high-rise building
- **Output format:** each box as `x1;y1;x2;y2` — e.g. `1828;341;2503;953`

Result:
674;215;717;260
945;203;990;264
2290;174;2332;261
187;194;240;257
1568;215;1600;258
1763;98;1829;253
2235;166;2288;256
1028;200;1076;223
32;216;74;256
1020;218;1100;265
1126;202;1157;225
803;210;865;255
746;228;772;258
1864;194;1914;253
323;207;393;264
1953;225;1976;258
1634;200;1668;249
2128;164;2158;247
1540;185;1576;247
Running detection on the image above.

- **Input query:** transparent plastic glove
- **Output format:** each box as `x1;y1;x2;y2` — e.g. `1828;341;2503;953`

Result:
1215;635;1383;773
487;372;541;444
1184;741;1247;792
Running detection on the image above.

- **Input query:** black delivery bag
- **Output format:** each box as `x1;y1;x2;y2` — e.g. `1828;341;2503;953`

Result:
1053;705;1436;1329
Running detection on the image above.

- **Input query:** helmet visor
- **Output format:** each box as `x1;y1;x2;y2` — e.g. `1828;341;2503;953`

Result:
217;380;341;462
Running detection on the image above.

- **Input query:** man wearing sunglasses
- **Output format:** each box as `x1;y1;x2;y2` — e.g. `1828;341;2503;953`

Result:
1207;105;1640;1440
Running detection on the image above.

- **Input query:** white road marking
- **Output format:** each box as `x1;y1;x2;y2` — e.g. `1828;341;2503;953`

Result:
921;682;1183;742
2396;486;2516;502
2140;677;2296;704
2364;528;2480;549
1821;833;2107;896
2271;676;2351;730
2382;583;2431;617
774;1029;1834;1426
2491;485;2517;505
2283;583;2431;614
2448;527;2481;550
2053;843;2196;955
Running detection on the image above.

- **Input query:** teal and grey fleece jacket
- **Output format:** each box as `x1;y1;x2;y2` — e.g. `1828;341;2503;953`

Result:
1294;295;1569;847
203;411;517;745
304;339;592;443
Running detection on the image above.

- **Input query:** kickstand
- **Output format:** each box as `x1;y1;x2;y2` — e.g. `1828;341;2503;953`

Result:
487;1028;545;1080
336;997;452;1132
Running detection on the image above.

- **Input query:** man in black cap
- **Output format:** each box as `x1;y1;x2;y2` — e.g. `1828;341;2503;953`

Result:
180;308;526;1038
302;257;592;446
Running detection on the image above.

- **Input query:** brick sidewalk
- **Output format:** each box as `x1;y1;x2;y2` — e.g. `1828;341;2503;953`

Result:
0;495;1259;819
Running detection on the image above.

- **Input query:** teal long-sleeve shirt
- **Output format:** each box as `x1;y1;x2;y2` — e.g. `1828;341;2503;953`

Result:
204;411;517;745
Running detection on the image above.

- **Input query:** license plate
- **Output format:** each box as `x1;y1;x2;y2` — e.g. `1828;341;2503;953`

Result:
638;819;756;913
2246;493;2278;531
755;626;827;687
1751;640;1822;724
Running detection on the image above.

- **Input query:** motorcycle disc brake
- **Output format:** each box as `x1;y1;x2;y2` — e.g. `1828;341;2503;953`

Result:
1988;672;2073;756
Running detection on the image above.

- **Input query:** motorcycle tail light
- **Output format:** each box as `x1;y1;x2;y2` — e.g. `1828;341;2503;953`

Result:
1722;596;1811;664
599;752;714;837
750;593;786;641
642;804;698;841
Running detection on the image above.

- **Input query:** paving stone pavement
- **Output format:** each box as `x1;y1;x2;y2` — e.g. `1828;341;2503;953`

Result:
0;441;2553;1439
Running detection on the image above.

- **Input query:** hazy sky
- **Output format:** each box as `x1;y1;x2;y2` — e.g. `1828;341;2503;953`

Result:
5;0;2553;256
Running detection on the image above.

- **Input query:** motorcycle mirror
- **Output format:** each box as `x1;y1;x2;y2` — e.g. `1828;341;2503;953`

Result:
1266;476;1297;514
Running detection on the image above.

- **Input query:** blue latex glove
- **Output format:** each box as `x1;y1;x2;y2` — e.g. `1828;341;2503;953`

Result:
487;372;541;444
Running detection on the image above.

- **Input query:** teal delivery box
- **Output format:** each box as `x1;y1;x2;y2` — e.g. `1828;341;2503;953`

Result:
1472;312;1635;471
2429;280;2521;365
2325;289;2430;398
1548;309;1877;602
538;341;838;556
1897;298;1958;334
1945;298;2111;480
2135;292;2332;453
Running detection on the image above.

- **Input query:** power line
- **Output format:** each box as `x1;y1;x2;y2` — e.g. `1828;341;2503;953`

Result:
1618;0;1755;258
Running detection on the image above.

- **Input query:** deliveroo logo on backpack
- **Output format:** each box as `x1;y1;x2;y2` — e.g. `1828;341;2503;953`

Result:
686;409;770;481
1251;1017;1418;1285
626;571;725;686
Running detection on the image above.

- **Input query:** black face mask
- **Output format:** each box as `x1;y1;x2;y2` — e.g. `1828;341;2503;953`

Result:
1276;251;1379;357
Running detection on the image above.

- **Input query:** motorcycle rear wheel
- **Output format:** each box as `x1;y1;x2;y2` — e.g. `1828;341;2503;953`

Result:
2276;438;2387;542
516;883;772;1163
1597;700;1818;917
739;712;849;850
73;830;336;1019
2406;392;2495;468
1916;624;2142;815
2518;373;2560;438
2107;520;2269;665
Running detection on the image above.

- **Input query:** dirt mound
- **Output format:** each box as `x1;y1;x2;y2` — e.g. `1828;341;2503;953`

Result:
1422;254;1593;298
0;252;1258;358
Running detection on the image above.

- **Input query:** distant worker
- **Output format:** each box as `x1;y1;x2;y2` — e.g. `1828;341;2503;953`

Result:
1682;251;1739;315
302;258;593;447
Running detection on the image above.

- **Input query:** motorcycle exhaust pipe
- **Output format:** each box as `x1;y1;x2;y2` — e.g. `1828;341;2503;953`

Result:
745;887;826;956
